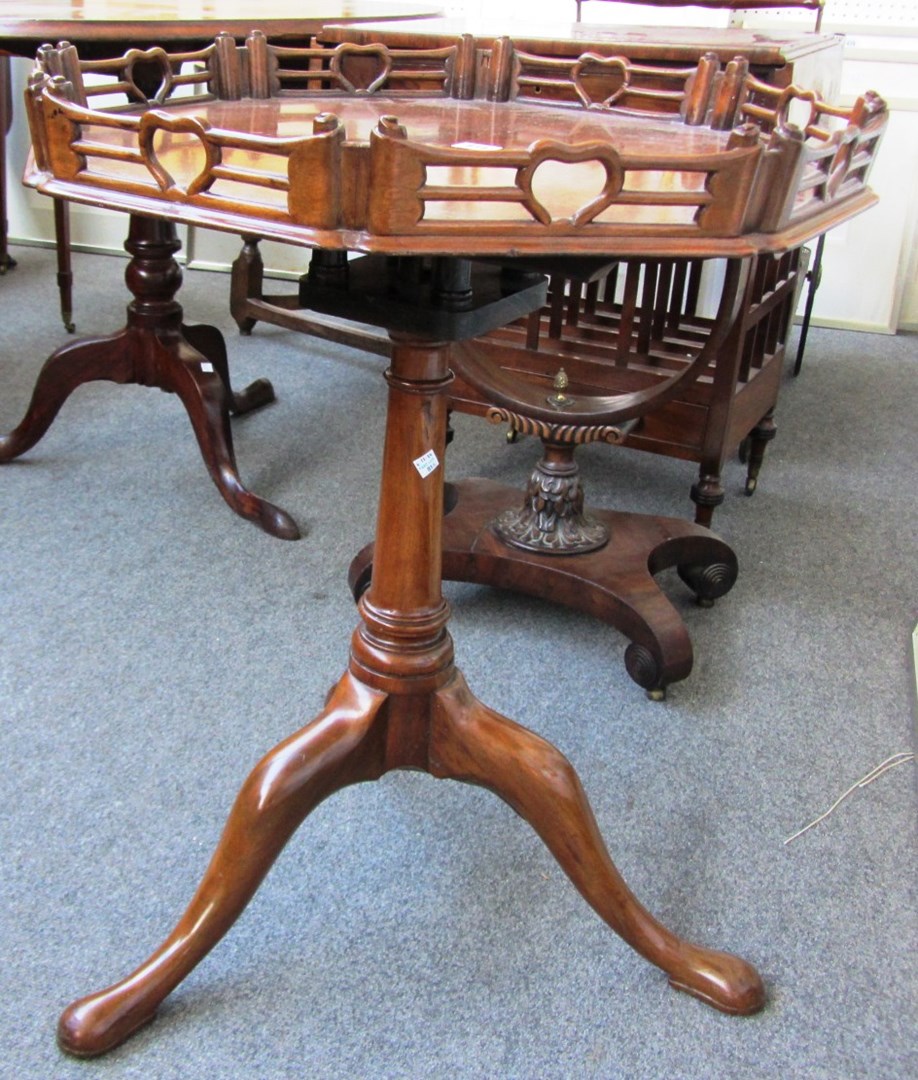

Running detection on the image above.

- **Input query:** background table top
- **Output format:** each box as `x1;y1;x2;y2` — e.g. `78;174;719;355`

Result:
318;17;841;64
0;1;443;56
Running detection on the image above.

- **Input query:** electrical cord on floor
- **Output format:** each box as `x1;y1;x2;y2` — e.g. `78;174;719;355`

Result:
784;752;916;845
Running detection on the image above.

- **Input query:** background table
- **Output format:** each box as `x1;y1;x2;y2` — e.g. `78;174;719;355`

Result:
318;16;844;93
0;1;444;54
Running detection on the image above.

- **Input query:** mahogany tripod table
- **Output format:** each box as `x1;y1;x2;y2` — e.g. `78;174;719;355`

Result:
19;34;885;1056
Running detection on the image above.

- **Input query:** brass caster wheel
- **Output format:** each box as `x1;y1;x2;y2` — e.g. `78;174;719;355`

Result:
678;560;737;607
625;643;665;697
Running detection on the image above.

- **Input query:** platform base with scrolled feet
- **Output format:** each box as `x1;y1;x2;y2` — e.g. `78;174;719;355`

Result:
57;665;762;1058
349;478;738;698
0;215;298;540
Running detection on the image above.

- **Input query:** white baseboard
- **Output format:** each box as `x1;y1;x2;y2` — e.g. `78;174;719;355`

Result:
792;315;898;335
184;257;302;282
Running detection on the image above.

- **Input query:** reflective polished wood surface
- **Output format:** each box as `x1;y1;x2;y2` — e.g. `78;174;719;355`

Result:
78;95;733;232
319;17;844;94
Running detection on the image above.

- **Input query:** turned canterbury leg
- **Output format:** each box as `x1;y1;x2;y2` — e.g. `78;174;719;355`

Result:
691;467;726;529
58;332;762;1058
53;198;75;333
0;214;297;540
744;408;777;496
230;235;264;336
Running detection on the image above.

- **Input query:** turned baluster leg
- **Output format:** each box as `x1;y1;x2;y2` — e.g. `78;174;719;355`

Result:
744;408;777;496
54;198;75;333
348;332;456;702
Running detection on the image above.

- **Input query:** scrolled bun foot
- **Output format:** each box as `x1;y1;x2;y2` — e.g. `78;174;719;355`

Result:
677;559;737;606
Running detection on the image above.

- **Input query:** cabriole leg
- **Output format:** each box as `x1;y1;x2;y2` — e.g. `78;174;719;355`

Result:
430;673;765;1016
58;673;389;1058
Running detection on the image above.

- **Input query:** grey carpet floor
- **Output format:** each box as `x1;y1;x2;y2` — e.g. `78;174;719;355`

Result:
1;244;915;1079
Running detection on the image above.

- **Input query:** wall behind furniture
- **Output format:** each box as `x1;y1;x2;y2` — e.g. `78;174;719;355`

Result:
745;1;918;331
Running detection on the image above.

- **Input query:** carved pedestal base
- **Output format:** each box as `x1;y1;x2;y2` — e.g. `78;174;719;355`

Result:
494;441;610;554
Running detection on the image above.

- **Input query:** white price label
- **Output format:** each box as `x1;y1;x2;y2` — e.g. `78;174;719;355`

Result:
413;449;440;478
200;362;214;373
